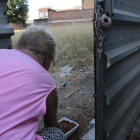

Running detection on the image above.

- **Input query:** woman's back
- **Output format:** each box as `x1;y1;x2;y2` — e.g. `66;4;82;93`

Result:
0;49;56;140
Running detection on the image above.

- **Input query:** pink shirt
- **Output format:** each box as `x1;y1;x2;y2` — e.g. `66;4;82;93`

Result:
0;49;56;140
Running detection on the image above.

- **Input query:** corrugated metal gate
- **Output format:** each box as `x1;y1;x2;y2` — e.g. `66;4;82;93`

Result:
94;0;140;140
0;0;14;49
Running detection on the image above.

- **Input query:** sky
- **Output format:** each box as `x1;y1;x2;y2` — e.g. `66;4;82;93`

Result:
28;0;82;20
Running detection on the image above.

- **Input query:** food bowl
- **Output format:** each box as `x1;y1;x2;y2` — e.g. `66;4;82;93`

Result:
58;117;79;139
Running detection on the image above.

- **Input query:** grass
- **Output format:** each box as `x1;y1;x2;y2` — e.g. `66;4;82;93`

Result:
11;24;94;72
11;30;24;48
12;24;95;139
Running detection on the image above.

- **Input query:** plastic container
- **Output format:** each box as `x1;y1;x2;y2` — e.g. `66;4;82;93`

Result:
58;117;79;139
60;81;67;87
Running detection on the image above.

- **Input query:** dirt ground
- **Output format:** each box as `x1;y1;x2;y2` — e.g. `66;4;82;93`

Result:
35;58;140;140
126;114;140;140
37;66;95;140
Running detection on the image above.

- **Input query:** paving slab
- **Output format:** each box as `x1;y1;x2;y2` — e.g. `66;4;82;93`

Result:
81;127;95;140
89;119;95;129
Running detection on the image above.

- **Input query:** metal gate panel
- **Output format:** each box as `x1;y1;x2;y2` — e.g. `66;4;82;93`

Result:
95;0;140;140
0;0;14;49
0;2;8;24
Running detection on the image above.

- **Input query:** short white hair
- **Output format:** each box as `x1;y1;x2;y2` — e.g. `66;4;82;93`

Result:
16;25;58;64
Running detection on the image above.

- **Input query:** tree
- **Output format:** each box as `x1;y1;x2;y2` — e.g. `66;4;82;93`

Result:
7;0;29;27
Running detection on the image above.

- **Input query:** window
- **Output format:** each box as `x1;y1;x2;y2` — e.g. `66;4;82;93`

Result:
45;12;48;17
40;13;44;18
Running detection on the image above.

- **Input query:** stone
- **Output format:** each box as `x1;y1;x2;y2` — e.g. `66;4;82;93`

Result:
81;128;95;140
89;119;95;129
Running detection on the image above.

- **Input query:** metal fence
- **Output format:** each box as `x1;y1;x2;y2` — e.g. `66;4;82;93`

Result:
0;0;14;49
95;0;140;140
49;18;92;26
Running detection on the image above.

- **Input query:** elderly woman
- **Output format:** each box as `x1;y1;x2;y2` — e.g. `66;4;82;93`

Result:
0;26;66;140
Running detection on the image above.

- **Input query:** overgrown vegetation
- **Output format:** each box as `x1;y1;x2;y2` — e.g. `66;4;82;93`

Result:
12;24;95;139
7;0;29;27
11;24;94;70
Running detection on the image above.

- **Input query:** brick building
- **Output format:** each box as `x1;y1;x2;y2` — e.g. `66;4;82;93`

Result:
39;6;52;19
37;0;94;26
82;0;94;9
48;9;93;26
49;9;93;21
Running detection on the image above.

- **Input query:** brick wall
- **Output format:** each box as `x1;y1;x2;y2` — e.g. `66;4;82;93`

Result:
82;0;94;9
48;9;94;22
9;22;23;30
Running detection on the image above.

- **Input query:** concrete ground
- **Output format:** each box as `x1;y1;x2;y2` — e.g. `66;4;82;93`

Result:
81;119;95;140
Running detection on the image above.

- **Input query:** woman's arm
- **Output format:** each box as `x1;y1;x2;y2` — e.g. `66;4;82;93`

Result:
44;88;60;128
